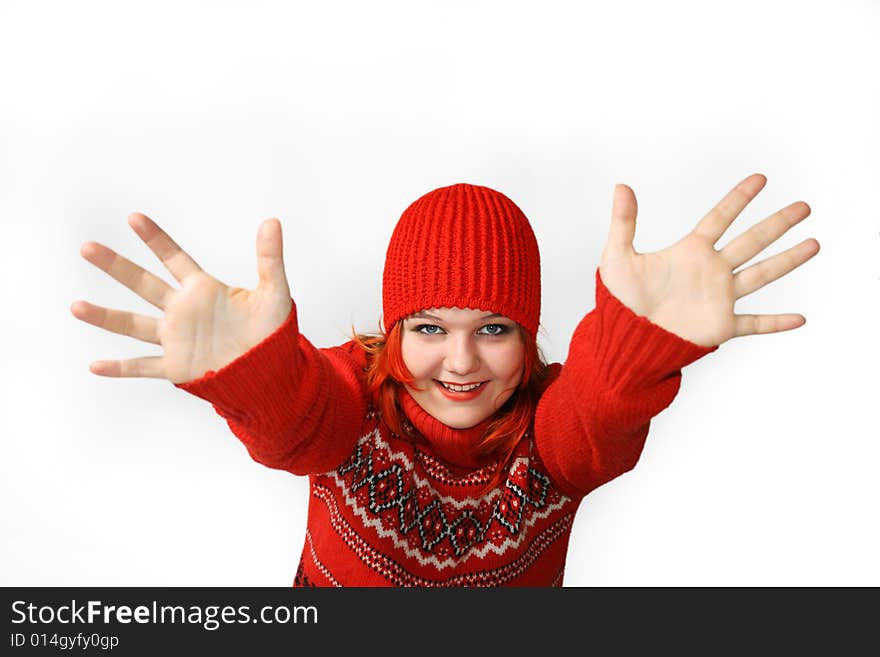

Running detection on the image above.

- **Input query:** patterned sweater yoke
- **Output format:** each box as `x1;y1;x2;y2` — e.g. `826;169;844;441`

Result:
175;269;716;586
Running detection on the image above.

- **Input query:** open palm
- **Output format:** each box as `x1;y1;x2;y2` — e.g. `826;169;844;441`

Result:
599;174;820;347
71;213;293;384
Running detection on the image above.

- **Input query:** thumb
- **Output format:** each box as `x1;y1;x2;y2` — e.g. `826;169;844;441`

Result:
605;183;638;257
256;218;291;295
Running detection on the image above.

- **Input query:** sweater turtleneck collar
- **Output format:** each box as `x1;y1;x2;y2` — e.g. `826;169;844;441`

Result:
396;385;497;470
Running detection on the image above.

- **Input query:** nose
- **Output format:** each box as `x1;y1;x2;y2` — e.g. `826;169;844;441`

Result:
444;333;481;377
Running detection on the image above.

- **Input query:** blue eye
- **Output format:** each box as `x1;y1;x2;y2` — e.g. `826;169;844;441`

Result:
479;324;508;336
416;324;443;335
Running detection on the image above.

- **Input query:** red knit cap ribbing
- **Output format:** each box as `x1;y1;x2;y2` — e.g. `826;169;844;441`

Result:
382;183;541;338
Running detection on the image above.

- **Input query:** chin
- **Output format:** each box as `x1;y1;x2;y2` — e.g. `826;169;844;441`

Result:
443;416;482;429
434;408;490;429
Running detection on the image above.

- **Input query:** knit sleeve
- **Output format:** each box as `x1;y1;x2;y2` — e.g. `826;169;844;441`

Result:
173;300;368;476
533;268;718;499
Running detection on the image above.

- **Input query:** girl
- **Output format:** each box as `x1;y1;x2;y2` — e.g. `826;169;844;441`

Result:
71;175;819;586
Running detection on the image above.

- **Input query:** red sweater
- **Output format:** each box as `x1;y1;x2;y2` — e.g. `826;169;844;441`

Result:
174;269;716;586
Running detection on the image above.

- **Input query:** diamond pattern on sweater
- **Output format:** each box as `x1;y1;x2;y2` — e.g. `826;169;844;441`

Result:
334;431;564;560
492;472;549;534
310;482;575;586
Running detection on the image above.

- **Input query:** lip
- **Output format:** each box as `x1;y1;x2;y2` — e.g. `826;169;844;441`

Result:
434;380;488;402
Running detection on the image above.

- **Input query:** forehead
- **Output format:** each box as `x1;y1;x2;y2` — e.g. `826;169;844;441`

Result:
407;307;508;322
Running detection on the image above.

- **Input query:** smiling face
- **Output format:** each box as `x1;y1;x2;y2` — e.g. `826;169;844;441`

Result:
399;307;526;429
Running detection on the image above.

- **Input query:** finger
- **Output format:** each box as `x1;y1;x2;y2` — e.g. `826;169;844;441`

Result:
70;300;161;345
128;213;203;284
88;356;165;379
733;238;820;299
79;241;175;311
605;184;638;258
692;173;768;245
720;201;812;270
256;218;290;293
734;313;806;338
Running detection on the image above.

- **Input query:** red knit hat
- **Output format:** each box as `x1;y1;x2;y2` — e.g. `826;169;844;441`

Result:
382;183;541;339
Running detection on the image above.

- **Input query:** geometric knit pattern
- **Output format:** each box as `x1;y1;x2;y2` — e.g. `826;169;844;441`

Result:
295;408;580;586
335;422;570;564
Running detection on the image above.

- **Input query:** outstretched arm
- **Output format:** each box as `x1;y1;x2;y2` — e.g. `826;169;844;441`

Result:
72;213;366;475
535;174;819;497
72;213;294;383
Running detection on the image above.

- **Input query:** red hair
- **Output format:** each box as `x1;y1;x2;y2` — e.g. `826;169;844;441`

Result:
349;318;550;493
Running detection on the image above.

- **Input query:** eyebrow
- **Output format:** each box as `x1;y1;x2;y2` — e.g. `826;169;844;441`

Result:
409;312;505;321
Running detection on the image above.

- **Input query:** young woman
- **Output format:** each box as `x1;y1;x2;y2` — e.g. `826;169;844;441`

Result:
71;175;819;586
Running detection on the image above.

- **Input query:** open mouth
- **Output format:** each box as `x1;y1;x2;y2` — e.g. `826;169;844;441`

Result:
435;380;487;392
434;380;488;400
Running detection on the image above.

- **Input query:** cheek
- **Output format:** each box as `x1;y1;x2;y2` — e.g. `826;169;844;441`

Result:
491;343;526;381
401;339;437;378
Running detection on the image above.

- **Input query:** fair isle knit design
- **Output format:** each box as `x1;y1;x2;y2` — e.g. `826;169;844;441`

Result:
414;447;498;487
309;484;575;587
295;521;565;588
321;425;572;569
303;531;342;587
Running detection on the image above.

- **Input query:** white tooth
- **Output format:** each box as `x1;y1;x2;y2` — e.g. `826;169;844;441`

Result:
441;382;482;392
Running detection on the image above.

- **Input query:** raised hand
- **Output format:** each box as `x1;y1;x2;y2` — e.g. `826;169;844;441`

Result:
71;214;293;383
598;174;819;347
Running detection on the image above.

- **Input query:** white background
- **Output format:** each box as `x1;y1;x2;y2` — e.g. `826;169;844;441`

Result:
2;0;877;586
